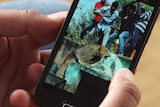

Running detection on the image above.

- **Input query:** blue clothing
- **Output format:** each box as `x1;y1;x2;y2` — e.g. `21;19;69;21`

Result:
124;28;142;57
97;6;119;31
135;11;152;33
0;0;71;15
119;31;130;53
107;1;140;55
135;20;148;33
108;31;130;54
94;6;119;46
131;27;142;47
0;0;71;50
124;11;152;56
131;11;152;48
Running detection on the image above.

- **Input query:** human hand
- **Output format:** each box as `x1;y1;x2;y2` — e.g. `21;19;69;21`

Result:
99;68;141;107
10;67;141;107
0;10;67;107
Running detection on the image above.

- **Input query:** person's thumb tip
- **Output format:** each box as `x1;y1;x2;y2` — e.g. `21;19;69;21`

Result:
116;68;134;83
99;68;140;107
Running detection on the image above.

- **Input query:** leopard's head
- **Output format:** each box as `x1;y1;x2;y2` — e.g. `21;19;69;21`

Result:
99;46;111;58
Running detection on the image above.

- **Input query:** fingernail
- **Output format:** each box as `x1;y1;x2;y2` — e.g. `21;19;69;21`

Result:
119;68;135;82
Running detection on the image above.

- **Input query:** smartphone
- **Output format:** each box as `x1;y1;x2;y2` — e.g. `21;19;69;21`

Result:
35;0;160;107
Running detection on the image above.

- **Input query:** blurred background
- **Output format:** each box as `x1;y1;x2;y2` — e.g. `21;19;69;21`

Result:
0;0;159;106
135;14;160;107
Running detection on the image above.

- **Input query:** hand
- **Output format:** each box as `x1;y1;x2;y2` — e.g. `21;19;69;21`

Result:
0;10;67;107
99;12;104;16
10;67;141;107
99;68;141;107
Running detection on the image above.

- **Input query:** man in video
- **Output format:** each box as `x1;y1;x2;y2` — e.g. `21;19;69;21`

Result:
79;0;110;42
107;1;140;56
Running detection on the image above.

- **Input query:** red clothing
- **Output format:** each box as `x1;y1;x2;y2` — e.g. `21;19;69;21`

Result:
94;2;110;22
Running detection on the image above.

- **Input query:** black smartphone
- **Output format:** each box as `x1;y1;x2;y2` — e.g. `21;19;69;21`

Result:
35;0;160;107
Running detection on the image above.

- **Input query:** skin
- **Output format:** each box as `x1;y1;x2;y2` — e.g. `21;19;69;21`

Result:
0;10;141;107
0;10;67;107
99;68;140;107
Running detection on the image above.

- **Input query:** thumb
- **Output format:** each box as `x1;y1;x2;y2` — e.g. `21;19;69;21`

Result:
99;68;141;107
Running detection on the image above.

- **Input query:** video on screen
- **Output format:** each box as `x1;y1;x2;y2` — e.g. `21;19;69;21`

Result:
45;0;154;93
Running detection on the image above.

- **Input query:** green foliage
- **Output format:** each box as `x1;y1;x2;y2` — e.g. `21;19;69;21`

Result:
66;7;94;41
66;17;81;41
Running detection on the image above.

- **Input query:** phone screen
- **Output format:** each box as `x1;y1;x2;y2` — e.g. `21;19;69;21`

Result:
44;0;154;94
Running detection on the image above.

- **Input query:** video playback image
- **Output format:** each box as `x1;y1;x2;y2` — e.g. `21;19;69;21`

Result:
45;0;154;93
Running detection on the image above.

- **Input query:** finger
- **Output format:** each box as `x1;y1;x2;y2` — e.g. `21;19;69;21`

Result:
27;63;45;86
10;89;39;107
99;68;141;107
0;10;68;46
30;11;68;46
27;49;52;87
40;49;52;65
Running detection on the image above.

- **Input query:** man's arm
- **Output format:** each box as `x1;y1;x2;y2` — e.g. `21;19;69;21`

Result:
102;10;119;24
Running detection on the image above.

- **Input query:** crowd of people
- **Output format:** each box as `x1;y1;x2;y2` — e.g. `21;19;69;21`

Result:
79;0;152;57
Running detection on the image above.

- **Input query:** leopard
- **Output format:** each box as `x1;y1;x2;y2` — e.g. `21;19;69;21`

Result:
55;44;111;78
